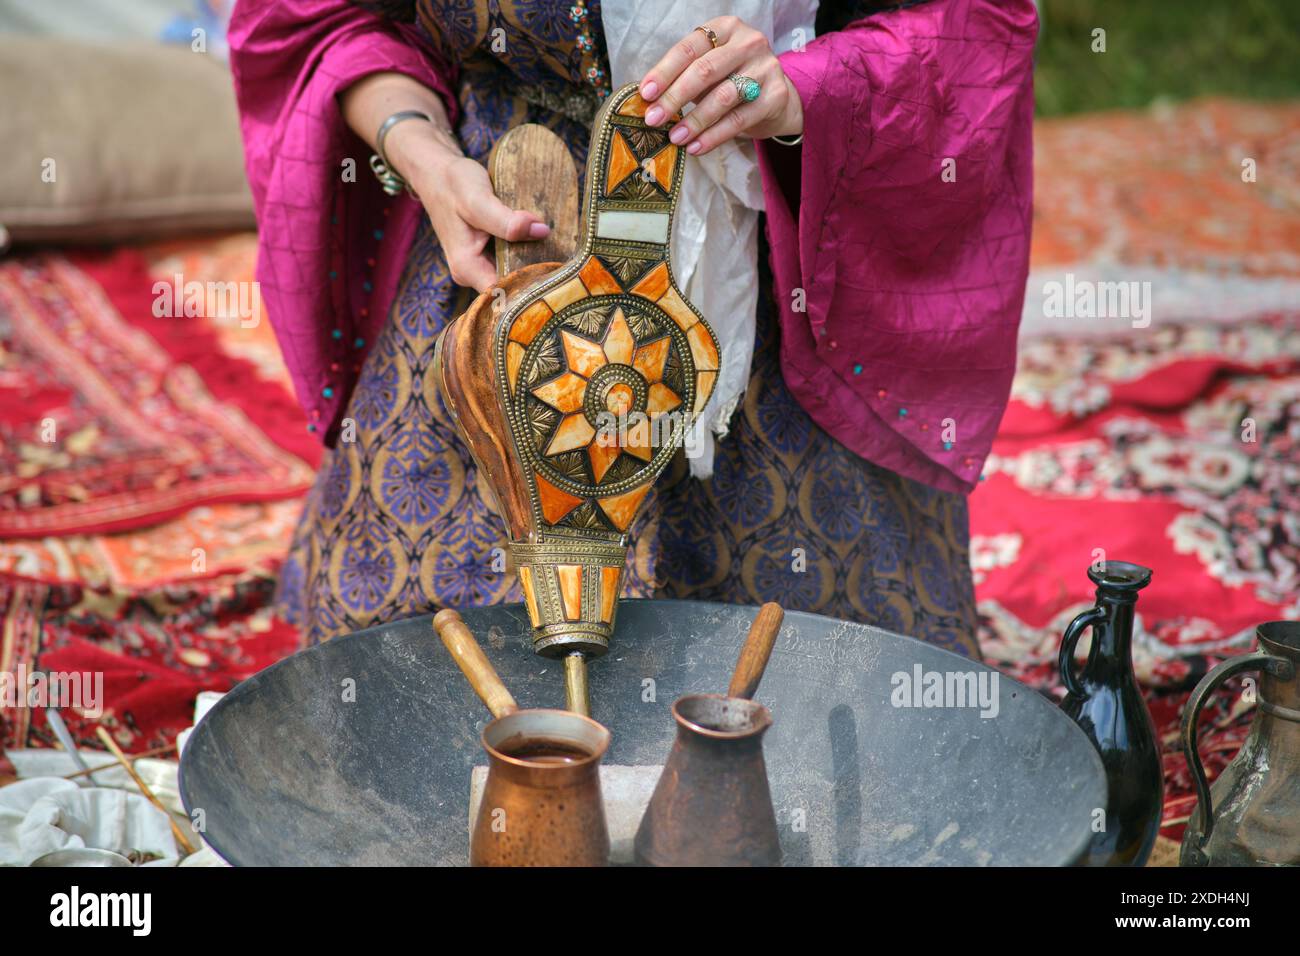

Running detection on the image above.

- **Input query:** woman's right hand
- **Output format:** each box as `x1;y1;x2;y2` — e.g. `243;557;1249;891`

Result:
389;122;551;293
341;73;549;294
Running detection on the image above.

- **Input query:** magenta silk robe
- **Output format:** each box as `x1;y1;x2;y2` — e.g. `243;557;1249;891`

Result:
229;0;1037;495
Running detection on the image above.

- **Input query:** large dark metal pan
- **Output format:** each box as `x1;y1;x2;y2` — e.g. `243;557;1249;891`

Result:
180;599;1105;866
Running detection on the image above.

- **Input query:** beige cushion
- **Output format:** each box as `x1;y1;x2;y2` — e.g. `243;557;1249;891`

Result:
0;37;254;244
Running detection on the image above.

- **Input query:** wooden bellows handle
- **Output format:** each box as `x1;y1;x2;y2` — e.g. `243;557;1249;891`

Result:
433;609;519;718
727;603;784;700
488;123;579;279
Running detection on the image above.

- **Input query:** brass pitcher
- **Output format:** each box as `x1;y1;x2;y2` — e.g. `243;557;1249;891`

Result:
1181;620;1300;867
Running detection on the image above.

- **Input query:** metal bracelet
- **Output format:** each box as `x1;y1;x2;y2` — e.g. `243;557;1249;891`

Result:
768;132;804;146
369;155;411;197
370;110;433;197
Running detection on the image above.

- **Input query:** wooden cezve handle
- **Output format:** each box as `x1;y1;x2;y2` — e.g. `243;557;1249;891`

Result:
728;602;784;700
433;609;520;718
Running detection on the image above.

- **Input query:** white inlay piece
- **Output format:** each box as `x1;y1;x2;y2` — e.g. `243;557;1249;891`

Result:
595;210;670;245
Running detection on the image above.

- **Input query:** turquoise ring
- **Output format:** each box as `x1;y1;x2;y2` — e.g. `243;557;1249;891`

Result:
729;73;761;103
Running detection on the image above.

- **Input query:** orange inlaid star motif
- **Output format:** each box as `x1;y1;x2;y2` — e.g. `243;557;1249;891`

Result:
530;309;683;482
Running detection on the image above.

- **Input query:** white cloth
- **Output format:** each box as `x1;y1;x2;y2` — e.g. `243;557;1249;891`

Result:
0;777;78;864
600;0;819;476
5;749;186;813
1;693;231;867
0;776;178;866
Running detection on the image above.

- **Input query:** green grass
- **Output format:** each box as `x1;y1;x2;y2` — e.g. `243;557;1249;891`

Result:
1034;0;1300;116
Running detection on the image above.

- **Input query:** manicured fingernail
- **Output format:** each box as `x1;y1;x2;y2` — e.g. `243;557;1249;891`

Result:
641;80;658;99
686;141;703;155
669;125;690;145
644;106;665;126
528;222;550;238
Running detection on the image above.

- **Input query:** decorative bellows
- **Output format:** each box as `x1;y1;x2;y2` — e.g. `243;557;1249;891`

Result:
435;82;720;668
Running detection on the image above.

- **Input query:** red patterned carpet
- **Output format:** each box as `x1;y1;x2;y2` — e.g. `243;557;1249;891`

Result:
2;100;1298;861
0;252;318;537
1;240;313;752
972;99;1300;845
0;574;298;754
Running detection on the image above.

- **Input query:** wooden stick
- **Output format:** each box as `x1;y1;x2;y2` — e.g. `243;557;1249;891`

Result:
728;603;784;700
95;727;198;855
433;609;519;719
62;742;178;780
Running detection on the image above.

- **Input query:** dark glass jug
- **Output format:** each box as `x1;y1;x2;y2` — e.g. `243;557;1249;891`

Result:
1058;561;1163;866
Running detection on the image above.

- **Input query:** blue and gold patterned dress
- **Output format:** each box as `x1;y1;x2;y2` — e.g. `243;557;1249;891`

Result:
276;0;982;659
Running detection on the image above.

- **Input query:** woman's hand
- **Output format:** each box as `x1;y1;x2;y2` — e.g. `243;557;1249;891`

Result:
638;16;803;156
340;72;549;293
393;125;550;292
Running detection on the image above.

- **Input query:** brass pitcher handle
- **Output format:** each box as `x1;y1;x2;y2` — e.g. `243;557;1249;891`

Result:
1058;606;1107;697
1180;650;1286;860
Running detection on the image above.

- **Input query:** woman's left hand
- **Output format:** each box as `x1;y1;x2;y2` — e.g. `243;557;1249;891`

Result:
638;16;803;156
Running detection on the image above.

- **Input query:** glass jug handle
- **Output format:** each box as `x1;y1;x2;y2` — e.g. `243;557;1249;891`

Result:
1180;650;1282;864
1058;606;1106;697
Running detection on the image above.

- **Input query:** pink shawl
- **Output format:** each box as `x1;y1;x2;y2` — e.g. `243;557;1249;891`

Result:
228;0;457;440
229;0;1037;492
757;0;1038;493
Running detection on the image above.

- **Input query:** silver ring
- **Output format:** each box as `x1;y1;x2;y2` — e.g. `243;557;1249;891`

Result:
728;74;761;103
